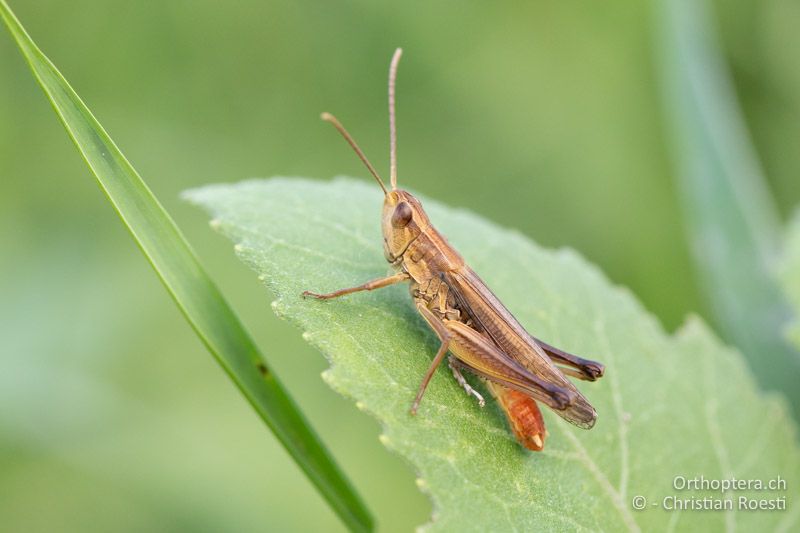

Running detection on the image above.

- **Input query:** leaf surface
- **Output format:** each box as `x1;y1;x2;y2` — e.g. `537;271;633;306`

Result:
186;177;800;531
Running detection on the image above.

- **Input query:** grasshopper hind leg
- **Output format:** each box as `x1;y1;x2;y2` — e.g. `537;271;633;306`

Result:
448;356;485;407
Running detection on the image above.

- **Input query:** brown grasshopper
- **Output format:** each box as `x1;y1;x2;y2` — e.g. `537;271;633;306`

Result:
303;49;604;451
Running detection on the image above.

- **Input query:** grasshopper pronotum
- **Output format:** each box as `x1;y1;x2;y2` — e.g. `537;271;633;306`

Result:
303;49;604;451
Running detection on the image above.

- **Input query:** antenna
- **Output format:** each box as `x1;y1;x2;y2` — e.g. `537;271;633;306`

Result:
321;112;388;195
389;48;402;189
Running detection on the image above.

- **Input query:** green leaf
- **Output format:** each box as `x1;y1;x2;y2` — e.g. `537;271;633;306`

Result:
186;177;800;531
656;0;800;412
782;213;800;349
0;3;371;531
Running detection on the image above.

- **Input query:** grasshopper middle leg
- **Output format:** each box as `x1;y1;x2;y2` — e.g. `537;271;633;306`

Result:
411;304;452;415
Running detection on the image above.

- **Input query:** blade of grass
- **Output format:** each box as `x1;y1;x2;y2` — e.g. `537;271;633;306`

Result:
0;2;372;530
655;0;800;415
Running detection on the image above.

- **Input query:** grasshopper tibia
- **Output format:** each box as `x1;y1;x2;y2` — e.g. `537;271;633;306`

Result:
448;356;485;407
534;338;605;381
302;272;409;300
411;304;452;416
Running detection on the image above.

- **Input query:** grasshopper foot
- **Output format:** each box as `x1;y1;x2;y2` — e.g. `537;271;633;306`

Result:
301;290;324;299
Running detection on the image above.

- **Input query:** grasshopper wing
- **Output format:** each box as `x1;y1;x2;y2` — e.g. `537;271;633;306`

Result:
445;267;598;429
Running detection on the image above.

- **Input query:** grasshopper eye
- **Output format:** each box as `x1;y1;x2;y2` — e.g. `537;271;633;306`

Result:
391;202;413;228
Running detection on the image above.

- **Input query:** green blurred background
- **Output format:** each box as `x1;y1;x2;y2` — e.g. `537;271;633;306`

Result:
1;1;798;531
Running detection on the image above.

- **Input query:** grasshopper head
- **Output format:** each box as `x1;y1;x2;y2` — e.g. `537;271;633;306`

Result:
322;48;426;265
381;189;430;263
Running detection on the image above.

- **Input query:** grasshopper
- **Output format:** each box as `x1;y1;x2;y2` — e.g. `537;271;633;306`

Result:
303;49;604;451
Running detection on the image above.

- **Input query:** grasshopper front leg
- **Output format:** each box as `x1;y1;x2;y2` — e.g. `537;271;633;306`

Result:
302;271;409;300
